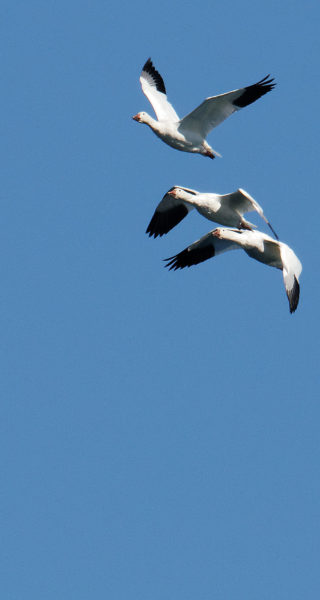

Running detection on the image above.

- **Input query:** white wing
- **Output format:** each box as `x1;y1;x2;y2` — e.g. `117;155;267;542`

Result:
140;59;180;122
164;229;240;270
222;188;278;239
146;187;197;238
179;75;275;139
280;243;302;313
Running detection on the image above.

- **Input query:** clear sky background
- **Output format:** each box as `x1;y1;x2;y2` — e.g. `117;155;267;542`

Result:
1;1;319;598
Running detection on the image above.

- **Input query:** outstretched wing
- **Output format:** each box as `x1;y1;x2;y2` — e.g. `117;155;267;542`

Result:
222;188;278;239
164;229;240;270
139;58;180;122
146;187;197;238
179;75;275;139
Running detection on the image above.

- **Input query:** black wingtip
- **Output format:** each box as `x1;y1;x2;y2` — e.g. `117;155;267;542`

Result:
163;243;216;271
143;57;152;71
233;75;276;108
163;252;190;271
141;58;166;95
267;221;279;240
145;226;160;239
288;276;300;314
146;205;189;238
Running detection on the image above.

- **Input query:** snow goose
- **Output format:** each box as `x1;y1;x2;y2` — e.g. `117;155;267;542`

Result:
164;228;302;313
146;186;278;239
133;58;276;159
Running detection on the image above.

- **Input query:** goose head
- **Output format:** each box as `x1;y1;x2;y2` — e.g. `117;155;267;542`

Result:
168;187;197;201
132;111;150;124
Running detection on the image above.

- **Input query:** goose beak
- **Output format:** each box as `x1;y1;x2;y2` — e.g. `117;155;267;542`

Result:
132;114;140;122
167;190;177;197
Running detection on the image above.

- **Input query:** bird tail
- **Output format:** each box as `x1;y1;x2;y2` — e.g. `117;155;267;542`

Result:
211;147;222;158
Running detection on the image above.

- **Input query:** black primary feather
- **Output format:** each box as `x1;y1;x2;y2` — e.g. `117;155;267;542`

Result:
288;276;300;314
233;75;276;108
164;244;215;270
142;58;166;95
146;205;189;238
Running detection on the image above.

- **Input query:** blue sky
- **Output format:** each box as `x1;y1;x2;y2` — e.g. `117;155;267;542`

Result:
1;1;320;598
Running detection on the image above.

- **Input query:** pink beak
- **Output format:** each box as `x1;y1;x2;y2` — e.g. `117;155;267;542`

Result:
167;189;177;197
132;114;140;121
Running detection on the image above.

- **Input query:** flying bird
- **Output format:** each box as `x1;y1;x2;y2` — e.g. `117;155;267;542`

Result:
146;186;278;239
164;228;302;313
133;58;276;159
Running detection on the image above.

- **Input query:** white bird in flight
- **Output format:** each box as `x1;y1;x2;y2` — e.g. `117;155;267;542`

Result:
146;186;278;239
164;228;302;313
133;58;276;159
